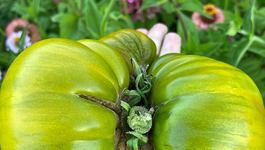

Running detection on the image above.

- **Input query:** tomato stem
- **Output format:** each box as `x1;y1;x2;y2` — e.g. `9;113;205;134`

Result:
119;58;154;149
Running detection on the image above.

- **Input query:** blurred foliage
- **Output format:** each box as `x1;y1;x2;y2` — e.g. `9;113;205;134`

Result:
0;0;265;103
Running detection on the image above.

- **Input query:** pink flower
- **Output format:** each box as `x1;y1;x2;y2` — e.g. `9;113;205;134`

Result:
192;4;224;30
6;18;29;37
5;18;41;44
28;24;41;43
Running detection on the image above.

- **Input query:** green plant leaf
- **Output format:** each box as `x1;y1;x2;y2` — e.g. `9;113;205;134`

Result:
234;7;243;29
177;11;199;45
140;0;168;11
11;2;28;16
238;57;265;81
254;8;265;31
32;0;41;15
162;1;177;14
178;0;212;19
211;23;227;31
232;37;254;66
226;7;243;36
249;39;265;57
208;26;222;42
17;24;29;53
241;0;255;36
59;13;78;39
182;31;197;55
223;10;234;23
83;0;102;39
226;22;238;36
197;42;223;57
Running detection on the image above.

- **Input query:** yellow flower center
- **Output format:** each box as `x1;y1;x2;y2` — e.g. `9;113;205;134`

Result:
13;36;20;43
204;4;216;16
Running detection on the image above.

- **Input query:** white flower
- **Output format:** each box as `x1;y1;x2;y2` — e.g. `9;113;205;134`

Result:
5;31;31;53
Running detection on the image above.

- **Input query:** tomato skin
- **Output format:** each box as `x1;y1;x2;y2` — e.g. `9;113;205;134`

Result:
150;55;265;149
100;29;156;72
78;39;130;90
0;39;123;150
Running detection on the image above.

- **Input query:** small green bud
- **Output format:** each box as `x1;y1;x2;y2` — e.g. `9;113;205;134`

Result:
127;106;153;134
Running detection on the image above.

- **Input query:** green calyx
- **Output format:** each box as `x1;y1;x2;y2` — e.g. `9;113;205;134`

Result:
120;58;154;149
127;106;153;134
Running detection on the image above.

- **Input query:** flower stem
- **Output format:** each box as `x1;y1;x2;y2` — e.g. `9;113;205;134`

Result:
100;0;116;37
122;1;133;28
176;10;188;42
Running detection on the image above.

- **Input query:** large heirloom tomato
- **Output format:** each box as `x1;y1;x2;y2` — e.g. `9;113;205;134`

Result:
0;29;264;150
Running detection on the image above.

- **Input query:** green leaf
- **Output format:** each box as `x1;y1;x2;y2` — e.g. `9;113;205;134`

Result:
197;42;223;57
226;7;243;36
121;101;131;112
11;2;28;16
17;24;29;53
183;31;197;55
178;0;212;19
242;0;255;36
58;2;69;13
254;8;265;31
226;22;238;36
211;23;227;31
223;10;234;23
238;57;265;81
162;1;177;14
32;0;41;15
51;13;64;23
83;0;102;39
177;11;199;45
232;37;254;66
249;38;265;57
208;26;222;42
126;131;148;144
140;0;168;11
234;7;243;29
109;11;124;21
59;13;78;39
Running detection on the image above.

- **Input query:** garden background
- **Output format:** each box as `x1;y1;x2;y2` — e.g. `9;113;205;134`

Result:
0;0;265;104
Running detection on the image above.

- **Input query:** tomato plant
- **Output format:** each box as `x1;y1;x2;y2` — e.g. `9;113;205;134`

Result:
0;29;264;150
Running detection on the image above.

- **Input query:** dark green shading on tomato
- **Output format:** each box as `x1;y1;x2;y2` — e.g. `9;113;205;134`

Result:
149;54;265;149
100;29;157;73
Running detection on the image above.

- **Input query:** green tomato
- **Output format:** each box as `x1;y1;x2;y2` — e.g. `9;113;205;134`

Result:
0;29;264;150
0;39;124;149
150;54;265;149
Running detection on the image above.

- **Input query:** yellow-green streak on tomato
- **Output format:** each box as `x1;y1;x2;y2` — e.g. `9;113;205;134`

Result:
0;39;122;149
150;55;265;149
147;53;181;73
78;39;130;90
100;29;156;72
